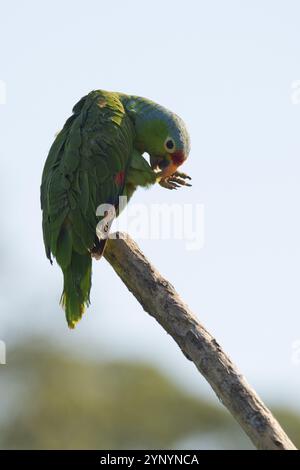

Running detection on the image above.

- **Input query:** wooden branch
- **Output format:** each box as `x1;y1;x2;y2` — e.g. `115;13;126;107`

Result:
104;233;296;450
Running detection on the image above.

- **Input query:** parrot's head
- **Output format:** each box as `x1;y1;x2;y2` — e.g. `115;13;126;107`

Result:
124;96;191;179
147;111;191;180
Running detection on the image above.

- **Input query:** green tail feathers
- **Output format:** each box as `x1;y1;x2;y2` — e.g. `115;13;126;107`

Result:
60;251;92;329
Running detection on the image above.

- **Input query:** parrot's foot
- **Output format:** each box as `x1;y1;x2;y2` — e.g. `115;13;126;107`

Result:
159;171;192;190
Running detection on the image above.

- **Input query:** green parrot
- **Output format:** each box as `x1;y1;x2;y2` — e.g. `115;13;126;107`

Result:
41;90;191;328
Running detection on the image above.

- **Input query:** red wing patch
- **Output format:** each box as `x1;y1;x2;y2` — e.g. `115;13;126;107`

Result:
115;170;125;186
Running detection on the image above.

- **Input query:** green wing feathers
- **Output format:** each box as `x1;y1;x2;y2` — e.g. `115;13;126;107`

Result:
41;91;135;327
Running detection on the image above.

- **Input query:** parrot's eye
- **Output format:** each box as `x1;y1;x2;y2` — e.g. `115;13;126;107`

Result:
164;137;175;153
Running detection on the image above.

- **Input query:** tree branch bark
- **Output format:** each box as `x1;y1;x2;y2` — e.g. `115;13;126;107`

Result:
104;233;296;450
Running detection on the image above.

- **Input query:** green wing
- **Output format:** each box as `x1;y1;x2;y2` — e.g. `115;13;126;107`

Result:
41;90;135;327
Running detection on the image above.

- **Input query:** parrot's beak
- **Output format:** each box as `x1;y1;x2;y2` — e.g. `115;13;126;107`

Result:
154;151;186;180
158;161;179;180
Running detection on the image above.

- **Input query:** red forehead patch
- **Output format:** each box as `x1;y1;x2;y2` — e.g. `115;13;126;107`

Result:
171;150;185;166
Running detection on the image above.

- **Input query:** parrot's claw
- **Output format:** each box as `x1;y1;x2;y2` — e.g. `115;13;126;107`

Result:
159;171;192;189
159;171;192;190
173;171;192;181
168;176;192;187
159;179;179;190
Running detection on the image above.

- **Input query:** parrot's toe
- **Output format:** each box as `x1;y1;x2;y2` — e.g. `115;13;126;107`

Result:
173;171;192;181
168;176;192;187
159;179;178;190
159;171;192;189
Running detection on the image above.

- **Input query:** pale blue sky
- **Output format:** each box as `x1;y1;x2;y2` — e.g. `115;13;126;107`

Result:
1;0;300;409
